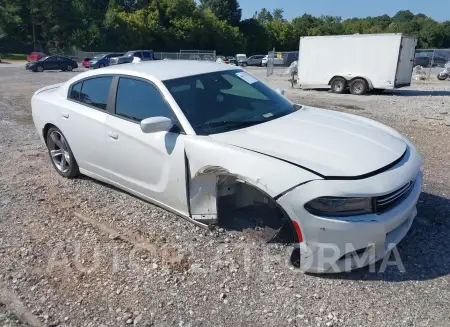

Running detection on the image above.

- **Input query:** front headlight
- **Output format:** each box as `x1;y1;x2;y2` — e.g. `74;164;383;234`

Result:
304;197;373;217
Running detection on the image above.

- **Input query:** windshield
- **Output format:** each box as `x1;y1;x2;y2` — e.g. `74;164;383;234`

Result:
163;69;296;135
93;54;106;60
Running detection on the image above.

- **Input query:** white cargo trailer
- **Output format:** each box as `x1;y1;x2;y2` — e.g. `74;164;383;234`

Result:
297;33;418;95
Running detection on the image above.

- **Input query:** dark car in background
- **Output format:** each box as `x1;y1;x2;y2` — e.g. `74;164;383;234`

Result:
27;52;47;62
110;50;156;65
414;55;448;68
88;53;123;69
26;56;78;72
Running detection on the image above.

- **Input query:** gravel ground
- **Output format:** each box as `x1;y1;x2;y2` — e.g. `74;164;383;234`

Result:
0;66;449;327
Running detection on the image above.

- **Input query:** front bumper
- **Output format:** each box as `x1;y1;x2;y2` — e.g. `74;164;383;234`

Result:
277;146;423;273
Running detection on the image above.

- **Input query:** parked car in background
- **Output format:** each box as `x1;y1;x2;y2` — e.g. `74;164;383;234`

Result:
202;54;215;61
27;52;47;62
110;50;156;65
89;53;123;69
26;56;78;72
81;58;91;68
414;55;448;68
247;55;265;66
226;56;237;65
236;54;248;67
261;55;284;67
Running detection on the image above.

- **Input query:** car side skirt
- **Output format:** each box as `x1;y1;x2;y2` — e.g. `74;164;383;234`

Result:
79;168;210;229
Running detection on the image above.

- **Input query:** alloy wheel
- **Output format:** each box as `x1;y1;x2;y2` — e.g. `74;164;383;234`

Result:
47;131;71;173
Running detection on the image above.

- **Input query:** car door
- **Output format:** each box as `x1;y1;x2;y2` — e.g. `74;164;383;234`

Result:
142;51;151;61
43;56;58;70
133;51;143;60
104;76;189;215
62;76;113;178
56;56;67;70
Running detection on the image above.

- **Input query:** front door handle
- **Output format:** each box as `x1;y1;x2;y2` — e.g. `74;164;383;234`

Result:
62;113;69;119
108;132;118;140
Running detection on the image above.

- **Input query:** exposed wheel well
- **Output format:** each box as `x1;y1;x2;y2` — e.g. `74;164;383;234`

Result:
216;176;298;244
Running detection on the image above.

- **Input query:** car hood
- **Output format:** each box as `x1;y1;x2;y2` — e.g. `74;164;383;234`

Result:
209;107;407;178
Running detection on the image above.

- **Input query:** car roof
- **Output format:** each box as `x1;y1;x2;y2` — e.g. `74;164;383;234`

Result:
72;60;238;81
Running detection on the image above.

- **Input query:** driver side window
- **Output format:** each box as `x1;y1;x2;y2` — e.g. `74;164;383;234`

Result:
115;77;173;122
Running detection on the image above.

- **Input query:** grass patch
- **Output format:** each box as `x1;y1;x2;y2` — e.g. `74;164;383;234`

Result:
0;53;27;61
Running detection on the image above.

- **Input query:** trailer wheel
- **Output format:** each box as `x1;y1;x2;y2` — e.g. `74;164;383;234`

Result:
349;78;368;95
330;77;346;94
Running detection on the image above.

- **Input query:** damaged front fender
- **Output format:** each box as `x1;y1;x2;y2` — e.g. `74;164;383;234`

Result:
184;136;320;224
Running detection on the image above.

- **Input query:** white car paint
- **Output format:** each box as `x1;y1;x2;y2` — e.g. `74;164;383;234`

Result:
31;60;423;273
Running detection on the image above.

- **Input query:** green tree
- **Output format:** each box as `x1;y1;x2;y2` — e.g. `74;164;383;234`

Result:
199;0;241;26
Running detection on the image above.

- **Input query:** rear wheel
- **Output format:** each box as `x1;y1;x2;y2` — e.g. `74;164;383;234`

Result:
437;73;449;81
66;64;73;71
349;78;368;95
330;77;346;94
46;127;79;178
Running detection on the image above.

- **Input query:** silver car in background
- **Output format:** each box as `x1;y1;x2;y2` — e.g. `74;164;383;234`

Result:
247;55;265;66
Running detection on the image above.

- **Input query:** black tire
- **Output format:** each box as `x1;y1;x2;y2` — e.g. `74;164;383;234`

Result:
349;78;368;95
66;64;73;71
36;65;44;72
99;63;105;68
46;127;79;178
437;74;448;81
330;77;346;94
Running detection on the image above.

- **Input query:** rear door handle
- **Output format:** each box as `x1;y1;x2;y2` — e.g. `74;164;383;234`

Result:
108;132;118;140
62;113;69;118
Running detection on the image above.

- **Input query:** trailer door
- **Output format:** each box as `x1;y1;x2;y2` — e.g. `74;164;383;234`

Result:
395;37;417;87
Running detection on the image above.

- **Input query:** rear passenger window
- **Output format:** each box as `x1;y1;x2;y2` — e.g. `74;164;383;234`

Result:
69;82;82;101
79;77;112;110
142;51;151;59
133;52;143;59
115;77;172;121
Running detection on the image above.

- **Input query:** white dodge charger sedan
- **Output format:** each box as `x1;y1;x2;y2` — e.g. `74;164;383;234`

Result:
31;61;423;273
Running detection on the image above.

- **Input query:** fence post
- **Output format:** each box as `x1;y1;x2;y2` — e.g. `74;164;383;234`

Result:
428;50;435;81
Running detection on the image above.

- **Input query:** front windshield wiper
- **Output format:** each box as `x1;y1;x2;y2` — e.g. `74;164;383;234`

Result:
195;120;266;130
293;103;303;111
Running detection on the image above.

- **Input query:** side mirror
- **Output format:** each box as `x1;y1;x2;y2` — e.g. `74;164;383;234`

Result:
275;88;286;96
140;116;173;133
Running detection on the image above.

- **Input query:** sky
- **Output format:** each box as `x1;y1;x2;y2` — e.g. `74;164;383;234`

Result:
239;0;450;22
